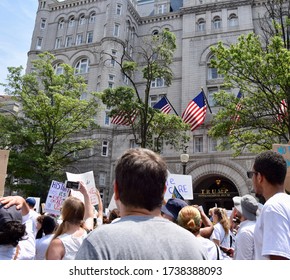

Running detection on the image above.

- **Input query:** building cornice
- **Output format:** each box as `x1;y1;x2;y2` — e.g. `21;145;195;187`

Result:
181;0;253;15
140;12;181;24
49;0;105;11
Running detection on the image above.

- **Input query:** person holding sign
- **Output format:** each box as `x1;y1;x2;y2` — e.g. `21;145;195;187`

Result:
75;148;207;260
45;181;94;260
250;150;290;260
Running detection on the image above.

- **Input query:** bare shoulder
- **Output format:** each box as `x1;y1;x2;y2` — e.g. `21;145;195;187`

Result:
46;238;65;260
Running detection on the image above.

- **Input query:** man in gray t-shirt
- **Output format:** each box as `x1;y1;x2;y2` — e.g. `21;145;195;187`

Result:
75;148;207;260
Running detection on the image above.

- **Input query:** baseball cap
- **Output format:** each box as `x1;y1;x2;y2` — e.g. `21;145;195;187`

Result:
26;197;36;207
161;198;188;221
0;203;22;228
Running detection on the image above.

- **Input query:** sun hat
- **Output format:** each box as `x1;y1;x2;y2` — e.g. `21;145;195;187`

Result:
235;194;258;221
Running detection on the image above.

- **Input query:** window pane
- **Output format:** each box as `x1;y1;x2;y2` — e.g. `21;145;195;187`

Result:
209;137;218;152
41;19;46;29
102;141;109;156
89;13;96;23
99;172;106;186
116;4;122;15
114;24;120;37
105;112;110;125
87;32;93;43
194;137;203;153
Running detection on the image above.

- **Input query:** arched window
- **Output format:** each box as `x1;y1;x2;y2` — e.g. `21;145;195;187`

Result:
152;29;159;36
197;18;206;31
207;55;223;80
68;16;75;27
213;16;221;29
89;12;96;23
79;14;86;25
74;58;89;74
228;14;238;27
126;20;131;41
131;26;135;44
58;18;64;29
53;62;64;75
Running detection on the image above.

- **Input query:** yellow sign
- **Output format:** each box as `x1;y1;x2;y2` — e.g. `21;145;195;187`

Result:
272;144;290;192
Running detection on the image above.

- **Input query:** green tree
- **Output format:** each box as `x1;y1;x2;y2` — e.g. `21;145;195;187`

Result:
100;29;189;151
208;33;290;156
1;53;100;197
257;0;290;50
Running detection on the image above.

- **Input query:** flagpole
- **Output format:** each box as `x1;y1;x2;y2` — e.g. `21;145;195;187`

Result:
164;95;179;116
201;87;212;114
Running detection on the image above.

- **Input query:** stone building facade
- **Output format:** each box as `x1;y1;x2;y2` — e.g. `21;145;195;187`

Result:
26;0;269;211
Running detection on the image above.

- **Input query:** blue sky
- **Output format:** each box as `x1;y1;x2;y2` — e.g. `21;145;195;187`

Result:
0;0;38;93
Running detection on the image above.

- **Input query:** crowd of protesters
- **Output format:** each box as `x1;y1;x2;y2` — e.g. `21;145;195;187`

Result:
0;149;289;260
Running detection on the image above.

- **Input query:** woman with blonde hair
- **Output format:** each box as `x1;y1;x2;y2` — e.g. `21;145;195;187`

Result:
210;207;233;259
177;206;221;260
46;182;94;260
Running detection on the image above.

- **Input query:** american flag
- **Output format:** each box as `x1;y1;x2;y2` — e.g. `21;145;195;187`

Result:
182;91;207;131
153;96;171;114
277;99;287;122
111;110;137;126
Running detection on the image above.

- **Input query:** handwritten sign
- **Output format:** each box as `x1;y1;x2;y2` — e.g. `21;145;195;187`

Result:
44;180;70;215
272;144;290;192
164;173;193;200
66;171;99;205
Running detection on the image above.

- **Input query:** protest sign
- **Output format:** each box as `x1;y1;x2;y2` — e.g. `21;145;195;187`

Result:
66;171;99;205
108;194;117;211
164;173;193;200
272;144;290;192
0;150;9;197
44;180;70;215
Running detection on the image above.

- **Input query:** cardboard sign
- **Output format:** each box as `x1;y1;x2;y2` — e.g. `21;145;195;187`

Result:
0;150;9;197
66;171;99;205
44;180;70;215
272;144;290;192
164;173;193;200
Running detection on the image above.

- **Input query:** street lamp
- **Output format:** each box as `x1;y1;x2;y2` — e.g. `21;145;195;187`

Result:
180;152;189;175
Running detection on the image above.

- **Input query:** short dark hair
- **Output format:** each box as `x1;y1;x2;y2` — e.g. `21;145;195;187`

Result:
115;148;168;211
0;221;27;246
254;150;287;185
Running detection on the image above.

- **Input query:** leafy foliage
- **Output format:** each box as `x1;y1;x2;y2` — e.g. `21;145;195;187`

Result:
100;29;189;151
1;53;100;196
208;33;290;156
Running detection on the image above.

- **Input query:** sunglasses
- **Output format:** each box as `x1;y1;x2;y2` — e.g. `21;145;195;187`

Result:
247;171;258;179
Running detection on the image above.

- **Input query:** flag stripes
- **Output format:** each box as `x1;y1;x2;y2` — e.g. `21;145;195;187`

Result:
153;96;171;114
277;99;287;122
182;91;207;131
111;110;137;126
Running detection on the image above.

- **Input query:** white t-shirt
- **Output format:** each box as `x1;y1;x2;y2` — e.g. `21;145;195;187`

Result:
29;210;40;237
254;192;290;259
35;234;54;260
211;222;231;248
234;220;256;260
0;211;35;260
197;236;222;260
